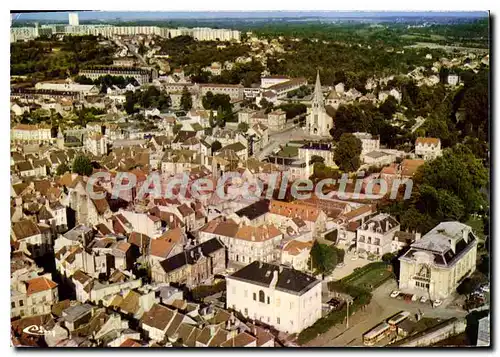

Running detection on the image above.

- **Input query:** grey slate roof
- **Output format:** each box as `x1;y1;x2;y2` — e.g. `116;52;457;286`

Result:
228;261;320;296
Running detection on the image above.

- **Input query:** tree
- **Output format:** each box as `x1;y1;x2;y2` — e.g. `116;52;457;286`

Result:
238;122;249;133
180;86;193;112
334;133;362;172
211;140;222;153
387;144;489;232
310;241;337;277
331;247;345;264
456;277;480;296
381;253;396;263
56;163;69;176
124;91;137;115
202;91;232;112
379;95;398;118
72;155;93;176
309;155;325;165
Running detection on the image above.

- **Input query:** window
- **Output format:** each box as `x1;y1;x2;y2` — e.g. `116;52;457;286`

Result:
277;317;280;324
253;293;256;301
289;302;294;310
19;300;24;307
259;290;265;303
11;302;15;308
276;297;281;307
267;297;270;304
244;308;248;315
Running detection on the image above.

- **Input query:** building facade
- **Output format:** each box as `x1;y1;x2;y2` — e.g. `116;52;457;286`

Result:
226;261;322;334
415;137;442;161
398;222;478;300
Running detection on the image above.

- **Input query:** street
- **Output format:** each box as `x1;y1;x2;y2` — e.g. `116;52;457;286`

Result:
306;279;468;347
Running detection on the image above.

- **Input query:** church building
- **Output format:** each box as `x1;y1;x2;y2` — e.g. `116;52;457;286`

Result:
306;71;334;137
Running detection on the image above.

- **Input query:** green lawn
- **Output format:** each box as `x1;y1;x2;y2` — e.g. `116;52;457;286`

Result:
339;262;395;291
346;268;393;290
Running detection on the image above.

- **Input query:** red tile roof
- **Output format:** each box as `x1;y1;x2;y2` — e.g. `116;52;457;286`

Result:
26;277;57;295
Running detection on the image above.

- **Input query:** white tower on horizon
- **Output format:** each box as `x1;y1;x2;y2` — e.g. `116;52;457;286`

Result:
69;13;79;26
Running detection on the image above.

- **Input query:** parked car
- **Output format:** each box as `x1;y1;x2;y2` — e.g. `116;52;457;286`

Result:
472;291;485;298
411;295;419;302
420;296;428;303
327;298;345;311
403;294;413;302
336;263;346;268
390;290;400;298
433;299;443;307
351;255;359;261
480;285;490;293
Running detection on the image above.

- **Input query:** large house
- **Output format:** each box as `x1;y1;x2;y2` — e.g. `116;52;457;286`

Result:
226;261;322;334
356;213;400;257
199;220;283;265
268;200;327;237
415;137;442;161
398;221;478;300
353;132;380;156
11;275;58;318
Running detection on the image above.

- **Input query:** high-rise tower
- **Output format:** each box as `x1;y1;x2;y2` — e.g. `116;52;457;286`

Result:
69;13;79;26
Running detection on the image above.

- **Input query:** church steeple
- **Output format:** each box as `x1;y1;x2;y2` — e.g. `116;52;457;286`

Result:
312;70;324;109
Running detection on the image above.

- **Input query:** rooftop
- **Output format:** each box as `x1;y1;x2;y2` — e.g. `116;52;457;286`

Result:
228;261;320;296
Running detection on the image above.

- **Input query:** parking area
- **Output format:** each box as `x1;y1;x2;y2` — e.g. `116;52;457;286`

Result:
372;280;468;318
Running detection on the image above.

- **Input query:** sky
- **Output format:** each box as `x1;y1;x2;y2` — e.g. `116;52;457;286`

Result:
11;10;489;22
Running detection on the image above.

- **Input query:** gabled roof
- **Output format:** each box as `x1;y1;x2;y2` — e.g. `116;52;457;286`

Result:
12;219;41;240
140;303;175;331
416;137;440;146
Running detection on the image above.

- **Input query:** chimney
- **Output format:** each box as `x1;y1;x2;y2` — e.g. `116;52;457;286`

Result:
270;270;278;289
462;228;469;243
449;238;457;254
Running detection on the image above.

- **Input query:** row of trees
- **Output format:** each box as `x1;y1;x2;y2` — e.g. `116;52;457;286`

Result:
11;35;114;79
74;74;139;91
